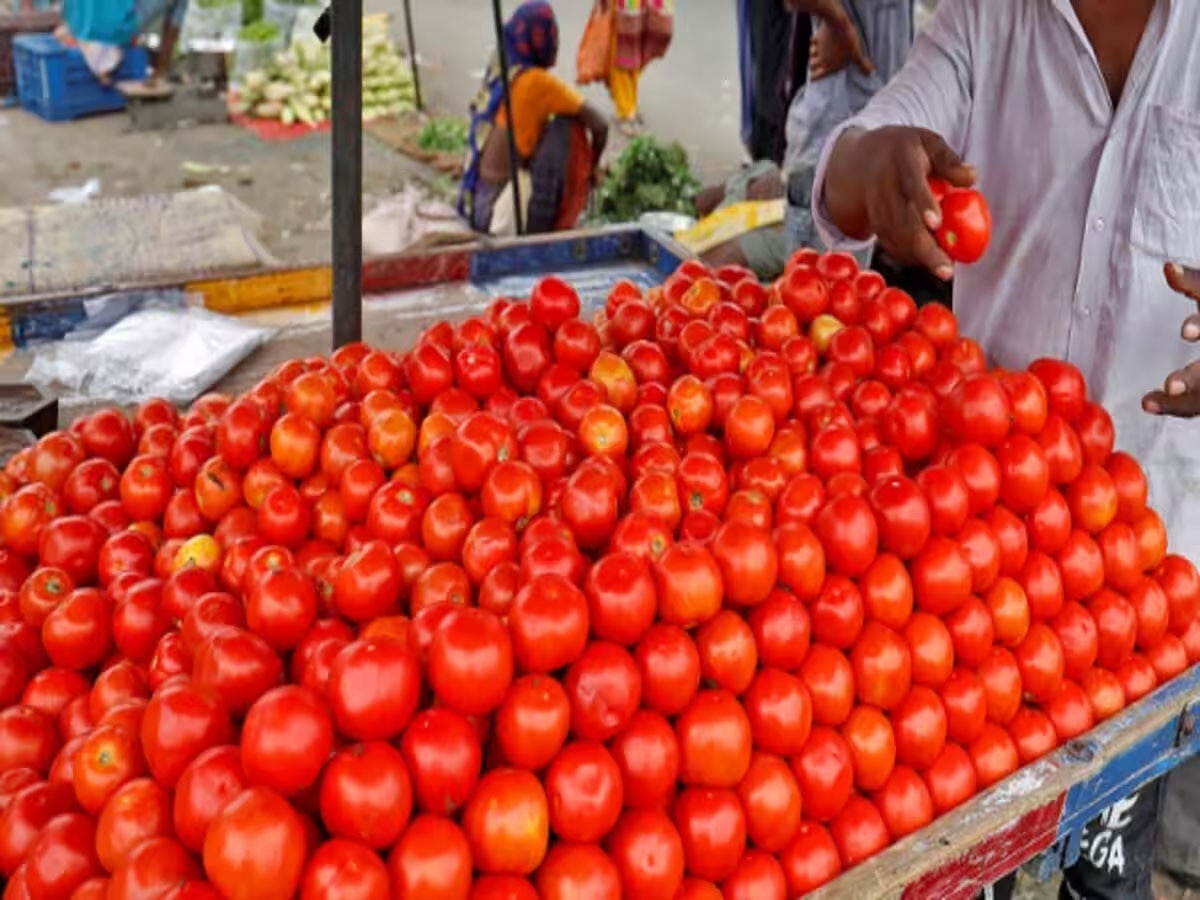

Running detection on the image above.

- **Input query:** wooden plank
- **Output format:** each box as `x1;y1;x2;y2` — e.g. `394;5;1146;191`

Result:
811;663;1200;898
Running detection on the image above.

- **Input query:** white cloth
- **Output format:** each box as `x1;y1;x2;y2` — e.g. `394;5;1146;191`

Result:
811;0;1200;555
78;40;123;80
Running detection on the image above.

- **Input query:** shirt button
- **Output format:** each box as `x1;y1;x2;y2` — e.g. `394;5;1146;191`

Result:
1095;218;1106;232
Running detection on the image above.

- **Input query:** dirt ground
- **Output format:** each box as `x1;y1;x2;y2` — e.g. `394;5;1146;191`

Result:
0;107;449;266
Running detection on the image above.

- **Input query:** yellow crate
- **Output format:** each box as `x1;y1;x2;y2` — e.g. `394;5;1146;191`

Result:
188;267;333;314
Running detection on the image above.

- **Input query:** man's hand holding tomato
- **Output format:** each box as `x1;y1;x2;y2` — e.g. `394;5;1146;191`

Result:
822;126;979;281
1143;264;1200;418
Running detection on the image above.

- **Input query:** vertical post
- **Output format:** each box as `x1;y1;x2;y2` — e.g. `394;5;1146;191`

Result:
331;0;364;348
401;0;422;112
490;0;524;236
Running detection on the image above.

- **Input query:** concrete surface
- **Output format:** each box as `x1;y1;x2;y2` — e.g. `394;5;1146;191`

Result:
0;109;447;265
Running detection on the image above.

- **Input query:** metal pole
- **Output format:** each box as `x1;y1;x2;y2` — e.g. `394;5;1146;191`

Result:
401;0;423;112
331;0;364;348
490;0;524;236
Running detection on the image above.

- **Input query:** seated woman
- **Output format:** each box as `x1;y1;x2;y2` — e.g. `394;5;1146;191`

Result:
461;1;609;236
58;0;187;88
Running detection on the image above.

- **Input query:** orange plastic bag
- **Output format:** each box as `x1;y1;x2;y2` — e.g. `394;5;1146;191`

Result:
576;8;613;86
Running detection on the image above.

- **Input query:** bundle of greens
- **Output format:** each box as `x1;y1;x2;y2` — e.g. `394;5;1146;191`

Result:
238;19;279;42
592;136;700;224
417;118;469;155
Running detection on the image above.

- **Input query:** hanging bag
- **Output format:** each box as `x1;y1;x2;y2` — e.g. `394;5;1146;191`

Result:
576;3;612;85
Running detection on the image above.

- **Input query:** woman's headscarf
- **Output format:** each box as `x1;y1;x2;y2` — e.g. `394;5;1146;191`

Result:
459;1;561;218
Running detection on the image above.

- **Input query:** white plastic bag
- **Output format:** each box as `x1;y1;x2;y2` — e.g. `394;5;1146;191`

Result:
26;306;273;406
182;0;243;52
232;35;283;79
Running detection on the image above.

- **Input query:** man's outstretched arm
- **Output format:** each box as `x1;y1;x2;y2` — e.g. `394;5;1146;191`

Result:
812;0;980;277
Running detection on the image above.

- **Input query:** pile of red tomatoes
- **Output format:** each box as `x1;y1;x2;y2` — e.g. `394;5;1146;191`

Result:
0;249;1198;900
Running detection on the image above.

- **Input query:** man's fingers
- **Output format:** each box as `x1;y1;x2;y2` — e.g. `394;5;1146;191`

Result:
1143;362;1200;418
1182;313;1200;342
874;191;955;280
919;130;976;189
1142;391;1200;418
895;154;942;230
1166;262;1200;303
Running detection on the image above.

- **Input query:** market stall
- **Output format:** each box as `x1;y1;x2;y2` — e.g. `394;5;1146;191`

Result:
0;5;1198;899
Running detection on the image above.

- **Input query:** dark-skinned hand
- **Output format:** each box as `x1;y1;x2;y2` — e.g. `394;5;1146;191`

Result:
786;0;874;76
825;125;977;279
1142;263;1200;418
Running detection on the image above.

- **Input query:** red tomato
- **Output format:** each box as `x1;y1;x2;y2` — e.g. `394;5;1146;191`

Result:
1044;681;1095;741
95;777;171;873
429;608;513;716
891;686;948;769
842;706;896;792
787;729;852;827
874;765;934;840
173;745;247;854
25;812;101;899
327;638;421;740
509;574;589;674
544;741;623;843
535;843;621;900
780;821;842;895
673;787;747;882
968;723;1019;789
493;674;570;772
851;622;912;711
386;815;473;899
814;494;878;578
141;678;233;788
320;741;414;849
676;690;752;789
743;668;813;757
654;543;723;629
695;611;758;695
924;743;977;815
299;839;390;900
1014;624;1065;703
241;685;333;797
606;809;686;898
203;787;307;900
462;768;549;876
830;795;890;867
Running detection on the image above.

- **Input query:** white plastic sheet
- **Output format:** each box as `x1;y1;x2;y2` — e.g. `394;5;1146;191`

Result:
26;306;273;406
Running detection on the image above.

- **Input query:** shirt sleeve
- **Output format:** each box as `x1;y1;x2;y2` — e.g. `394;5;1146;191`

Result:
811;0;979;252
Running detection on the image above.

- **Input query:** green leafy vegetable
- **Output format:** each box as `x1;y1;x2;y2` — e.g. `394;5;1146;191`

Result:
239;20;280;42
592;136;699;225
417;117;469;154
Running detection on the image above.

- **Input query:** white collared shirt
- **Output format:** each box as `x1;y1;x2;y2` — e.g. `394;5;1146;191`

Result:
813;0;1200;552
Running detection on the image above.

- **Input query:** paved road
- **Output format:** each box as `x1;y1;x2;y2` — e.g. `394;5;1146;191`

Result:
369;0;746;182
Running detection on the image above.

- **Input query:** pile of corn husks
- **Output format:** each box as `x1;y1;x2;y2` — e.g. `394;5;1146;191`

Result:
232;15;416;125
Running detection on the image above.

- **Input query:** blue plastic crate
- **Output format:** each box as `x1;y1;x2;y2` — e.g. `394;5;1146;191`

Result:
13;33;146;121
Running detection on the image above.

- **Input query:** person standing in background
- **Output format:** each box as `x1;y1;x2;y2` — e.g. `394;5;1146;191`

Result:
599;0;674;135
737;0;812;164
780;0;913;267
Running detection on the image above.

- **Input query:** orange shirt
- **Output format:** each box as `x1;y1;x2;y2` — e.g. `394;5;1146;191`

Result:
495;68;585;159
